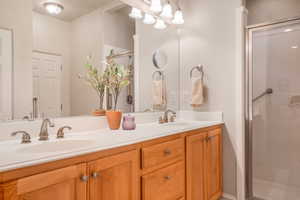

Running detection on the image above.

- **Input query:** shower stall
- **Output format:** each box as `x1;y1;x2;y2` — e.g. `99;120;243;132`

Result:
246;17;300;200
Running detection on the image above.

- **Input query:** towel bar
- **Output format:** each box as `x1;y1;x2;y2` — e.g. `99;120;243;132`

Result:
190;65;204;79
152;71;164;80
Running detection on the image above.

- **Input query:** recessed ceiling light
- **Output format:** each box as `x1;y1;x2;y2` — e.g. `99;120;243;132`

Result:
43;2;64;15
291;45;298;49
284;28;293;33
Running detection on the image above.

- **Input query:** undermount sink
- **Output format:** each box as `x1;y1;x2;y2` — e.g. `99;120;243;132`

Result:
17;139;96;153
160;122;194;128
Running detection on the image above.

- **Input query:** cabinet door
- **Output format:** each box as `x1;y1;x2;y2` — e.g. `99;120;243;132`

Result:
186;132;207;200
88;150;139;200
0;164;87;200
206;128;222;200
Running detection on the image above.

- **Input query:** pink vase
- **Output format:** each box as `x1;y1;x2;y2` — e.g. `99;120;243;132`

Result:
122;115;136;130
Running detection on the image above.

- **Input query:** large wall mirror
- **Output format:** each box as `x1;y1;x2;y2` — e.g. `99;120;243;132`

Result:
0;0;180;122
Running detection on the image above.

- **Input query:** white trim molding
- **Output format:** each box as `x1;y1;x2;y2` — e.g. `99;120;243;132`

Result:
235;6;248;200
223;192;237;200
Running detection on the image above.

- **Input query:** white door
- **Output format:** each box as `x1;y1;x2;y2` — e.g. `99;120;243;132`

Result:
0;29;12;121
32;52;62;118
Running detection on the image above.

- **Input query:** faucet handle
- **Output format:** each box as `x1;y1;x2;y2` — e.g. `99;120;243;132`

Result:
170;114;176;122
11;131;31;144
57;126;72;139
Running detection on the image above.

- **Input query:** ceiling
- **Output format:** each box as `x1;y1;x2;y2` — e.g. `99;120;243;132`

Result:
33;0;113;22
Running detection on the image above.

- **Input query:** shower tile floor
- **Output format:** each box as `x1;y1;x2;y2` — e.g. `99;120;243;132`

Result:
253;178;300;200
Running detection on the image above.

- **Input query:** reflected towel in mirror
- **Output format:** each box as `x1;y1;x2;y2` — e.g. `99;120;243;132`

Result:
152;80;165;106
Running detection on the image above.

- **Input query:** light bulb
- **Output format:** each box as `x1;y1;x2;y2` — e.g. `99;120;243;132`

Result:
129;7;143;19
172;10;184;25
150;0;162;13
160;3;173;19
43;2;64;15
154;19;167;30
143;13;156;25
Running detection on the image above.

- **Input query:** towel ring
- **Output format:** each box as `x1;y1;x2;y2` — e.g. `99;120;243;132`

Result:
190;65;204;80
152;71;164;80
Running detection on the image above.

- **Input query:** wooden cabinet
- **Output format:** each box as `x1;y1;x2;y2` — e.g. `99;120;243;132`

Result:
142;161;185;200
141;138;184;169
0;164;87;200
186;128;222;200
88;150;139;200
206;129;222;200
0;125;222;200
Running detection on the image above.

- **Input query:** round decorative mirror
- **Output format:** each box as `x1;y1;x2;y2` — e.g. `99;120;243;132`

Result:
152;50;168;69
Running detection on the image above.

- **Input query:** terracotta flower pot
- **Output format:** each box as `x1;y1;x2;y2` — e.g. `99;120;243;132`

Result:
92;109;106;116
106;110;122;130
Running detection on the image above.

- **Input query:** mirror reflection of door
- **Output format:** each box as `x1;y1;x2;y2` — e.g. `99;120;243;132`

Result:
32;52;62;118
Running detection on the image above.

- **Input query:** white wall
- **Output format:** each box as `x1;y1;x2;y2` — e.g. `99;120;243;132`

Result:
179;0;243;197
135;21;180;112
246;0;300;25
103;10;135;51
32;12;72;116
0;0;33;119
70;8;104;116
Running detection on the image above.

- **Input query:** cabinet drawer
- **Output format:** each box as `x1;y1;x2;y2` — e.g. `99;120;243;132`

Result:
142;161;185;200
141;138;184;169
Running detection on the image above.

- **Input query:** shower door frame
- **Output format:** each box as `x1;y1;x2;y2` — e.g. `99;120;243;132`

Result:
245;16;300;200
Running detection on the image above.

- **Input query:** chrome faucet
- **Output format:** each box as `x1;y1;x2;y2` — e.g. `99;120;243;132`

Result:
39;118;55;141
160;109;176;123
11;131;31;144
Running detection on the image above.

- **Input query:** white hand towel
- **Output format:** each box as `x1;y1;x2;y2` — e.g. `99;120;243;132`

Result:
152;80;163;106
191;77;204;107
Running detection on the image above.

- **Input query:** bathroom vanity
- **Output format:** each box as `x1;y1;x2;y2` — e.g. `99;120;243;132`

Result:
0;122;222;200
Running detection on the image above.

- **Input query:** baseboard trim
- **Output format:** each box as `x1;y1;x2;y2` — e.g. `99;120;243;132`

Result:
223;193;237;200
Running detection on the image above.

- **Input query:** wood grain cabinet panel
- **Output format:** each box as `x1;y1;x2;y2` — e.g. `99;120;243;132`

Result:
206;129;222;200
186;128;222;200
141;138;184;169
186;133;207;200
88;150;139;200
0;163;87;200
142;161;185;200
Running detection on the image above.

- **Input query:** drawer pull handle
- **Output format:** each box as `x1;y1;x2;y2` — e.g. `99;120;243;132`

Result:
164;149;172;156
164;176;171;180
91;172;100;178
80;175;89;182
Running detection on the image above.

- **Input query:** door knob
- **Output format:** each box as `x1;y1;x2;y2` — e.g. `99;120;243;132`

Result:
91;172;100;178
164;149;171;156
80;175;89;182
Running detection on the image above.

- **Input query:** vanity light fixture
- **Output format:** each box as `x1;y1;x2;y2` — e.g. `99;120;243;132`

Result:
172;9;184;25
154;19;167;29
160;2;173;19
129;7;143;19
143;13;156;25
150;0;162;13
43;2;64;15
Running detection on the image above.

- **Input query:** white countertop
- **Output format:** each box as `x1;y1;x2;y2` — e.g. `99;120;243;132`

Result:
0;120;223;172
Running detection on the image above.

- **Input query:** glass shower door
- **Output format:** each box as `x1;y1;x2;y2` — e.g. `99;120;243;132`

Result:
247;19;300;200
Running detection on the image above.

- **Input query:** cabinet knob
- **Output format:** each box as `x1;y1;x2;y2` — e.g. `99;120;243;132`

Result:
164;149;171;156
80;175;89;182
164;176;171;180
91;172;100;178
